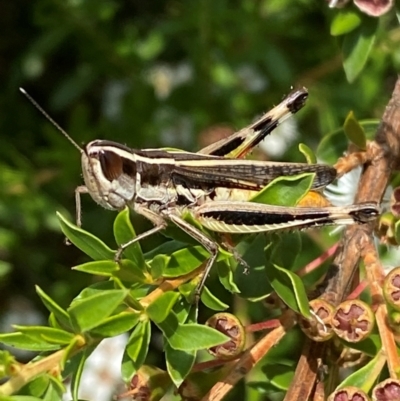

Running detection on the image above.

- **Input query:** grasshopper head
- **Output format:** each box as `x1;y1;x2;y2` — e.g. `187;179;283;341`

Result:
82;140;137;210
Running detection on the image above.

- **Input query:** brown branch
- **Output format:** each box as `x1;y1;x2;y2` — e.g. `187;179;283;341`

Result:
284;77;400;400
324;76;400;304
283;341;327;401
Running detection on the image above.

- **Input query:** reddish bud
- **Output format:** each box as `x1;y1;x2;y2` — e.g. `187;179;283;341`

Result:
332;300;374;342
372;378;400;401
328;386;370;401
205;313;245;359
354;0;394;17
299;299;335;342
383;267;400;312
116;365;170;401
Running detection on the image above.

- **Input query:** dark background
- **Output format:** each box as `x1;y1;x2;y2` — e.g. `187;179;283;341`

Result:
0;0;397;346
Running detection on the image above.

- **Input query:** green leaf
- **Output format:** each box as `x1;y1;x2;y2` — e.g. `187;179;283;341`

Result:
316;127;349;165
12;326;74;345
70;347;92;401
68;289;127;332
298;143;316;164
201;286;229;311
62;338;95;374
2;397;44;401
271;232;302;271
113;208;145;268
72;260;119;276
337;350;386;392
164;245;230;277
261;327;304;364
89;311;140;337
115;259;148;283
233;235;273;300
173;299;192;324
250;173;315;207
179;280;198;302
16;374;49;398
343;111;367;150
265;263;311;319
339;333;381;357
330;9;362;36
146;291;180;323
43;377;65;401
148;254;169;280
0;332;60;351
35;286;71;330
316;120;379;164
169;323;229;351
155;311;229;351
144;240;186;260
217;260;240;294
163;246;206;276
121;319;151;381
264;363;295;390
165;344;196;387
57;212;115;260
342;17;378;83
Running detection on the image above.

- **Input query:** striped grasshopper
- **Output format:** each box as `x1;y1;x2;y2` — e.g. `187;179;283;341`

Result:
21;88;379;298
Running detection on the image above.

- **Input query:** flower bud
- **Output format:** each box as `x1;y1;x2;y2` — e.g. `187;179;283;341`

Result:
205;313;245;359
332;300;374;342
328;386;370;401
298;299;335;342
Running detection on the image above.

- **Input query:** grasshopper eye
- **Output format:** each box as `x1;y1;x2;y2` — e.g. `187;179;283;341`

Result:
98;150;137;181
99;150;123;181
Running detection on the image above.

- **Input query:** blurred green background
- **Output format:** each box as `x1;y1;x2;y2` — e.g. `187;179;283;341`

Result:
0;0;398;330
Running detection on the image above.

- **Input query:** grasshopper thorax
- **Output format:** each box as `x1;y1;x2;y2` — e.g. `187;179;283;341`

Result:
82;140;138;210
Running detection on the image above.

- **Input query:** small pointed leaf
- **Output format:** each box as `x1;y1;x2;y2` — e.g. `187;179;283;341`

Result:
337;350;386;392
57;212;114;260
201;287;229;311
164;245;230;277
89;311;140;337
12;326;74;345
343;111;367;150
342;17;378;83
68;289;127;332
121;319;151;381
250;173;315;207
35;286;71;329
298;143;316;164
265;263;311;319
0;332;60;351
165;344;196;387
72;260;119;276
70;347;93;401
155;311;229;351
330;9;362;36
113;208;145;268
146;292;180;323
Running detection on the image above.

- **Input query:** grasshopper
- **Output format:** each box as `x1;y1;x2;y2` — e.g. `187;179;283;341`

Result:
21;88;379;299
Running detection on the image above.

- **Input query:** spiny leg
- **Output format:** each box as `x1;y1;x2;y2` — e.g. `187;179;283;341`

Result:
167;212;219;304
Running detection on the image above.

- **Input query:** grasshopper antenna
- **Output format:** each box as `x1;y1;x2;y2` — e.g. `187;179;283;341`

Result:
19;88;83;153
